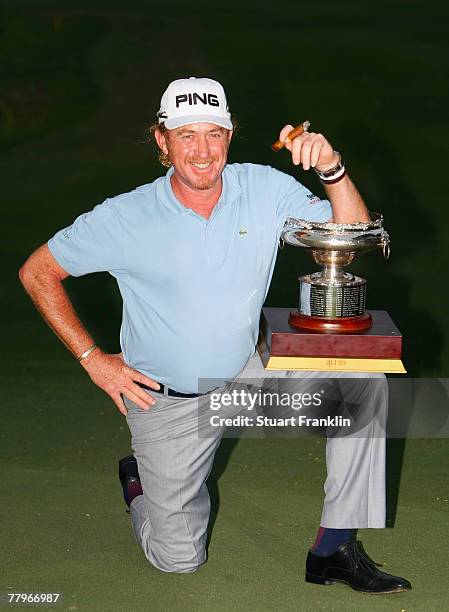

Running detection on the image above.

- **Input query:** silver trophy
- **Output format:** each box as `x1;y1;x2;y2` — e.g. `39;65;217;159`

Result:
281;213;390;332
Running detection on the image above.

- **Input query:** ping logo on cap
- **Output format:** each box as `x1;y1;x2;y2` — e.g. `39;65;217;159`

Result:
158;77;233;130
175;93;220;108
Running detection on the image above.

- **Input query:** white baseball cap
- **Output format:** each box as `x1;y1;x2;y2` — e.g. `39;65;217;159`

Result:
157;77;232;130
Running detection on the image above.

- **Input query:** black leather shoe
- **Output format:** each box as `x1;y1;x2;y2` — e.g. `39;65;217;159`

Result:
118;455;140;488
305;540;412;594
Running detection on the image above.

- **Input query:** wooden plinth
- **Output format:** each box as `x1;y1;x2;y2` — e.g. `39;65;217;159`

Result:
258;307;406;373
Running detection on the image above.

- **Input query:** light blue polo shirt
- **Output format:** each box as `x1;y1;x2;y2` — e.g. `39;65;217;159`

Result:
48;163;331;393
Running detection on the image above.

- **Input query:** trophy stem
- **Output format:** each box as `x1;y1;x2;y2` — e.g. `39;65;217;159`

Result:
320;264;347;283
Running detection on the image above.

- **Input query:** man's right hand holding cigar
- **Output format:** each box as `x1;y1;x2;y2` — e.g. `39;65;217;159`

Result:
275;123;371;224
278;123;339;172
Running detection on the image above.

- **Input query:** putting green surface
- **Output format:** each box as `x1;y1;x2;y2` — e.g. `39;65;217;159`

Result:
1;1;449;610
2;369;448;611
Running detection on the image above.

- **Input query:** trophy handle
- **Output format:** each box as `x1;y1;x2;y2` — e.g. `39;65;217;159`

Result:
381;232;390;259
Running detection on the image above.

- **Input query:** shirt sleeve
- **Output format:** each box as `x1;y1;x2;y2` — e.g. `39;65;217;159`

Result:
270;166;332;225
47;199;125;277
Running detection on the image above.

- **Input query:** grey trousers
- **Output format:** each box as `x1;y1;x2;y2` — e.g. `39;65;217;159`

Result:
125;352;387;573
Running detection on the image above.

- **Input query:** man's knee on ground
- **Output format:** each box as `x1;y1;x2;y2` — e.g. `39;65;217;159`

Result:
141;531;207;574
145;545;205;574
148;556;201;574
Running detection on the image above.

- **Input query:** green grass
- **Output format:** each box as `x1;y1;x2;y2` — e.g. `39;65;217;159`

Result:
1;1;449;610
2;365;448;611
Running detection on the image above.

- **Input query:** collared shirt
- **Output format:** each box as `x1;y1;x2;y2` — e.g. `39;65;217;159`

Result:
48;163;332;393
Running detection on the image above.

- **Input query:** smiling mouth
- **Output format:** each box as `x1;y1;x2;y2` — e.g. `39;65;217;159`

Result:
190;161;214;169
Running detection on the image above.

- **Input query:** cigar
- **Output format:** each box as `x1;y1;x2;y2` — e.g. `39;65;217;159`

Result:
272;120;310;152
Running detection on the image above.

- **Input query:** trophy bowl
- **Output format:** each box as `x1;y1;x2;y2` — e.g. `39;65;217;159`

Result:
282;212;390;333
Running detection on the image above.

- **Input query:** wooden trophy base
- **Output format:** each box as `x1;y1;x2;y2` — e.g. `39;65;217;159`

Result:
258;307;406;373
288;310;373;333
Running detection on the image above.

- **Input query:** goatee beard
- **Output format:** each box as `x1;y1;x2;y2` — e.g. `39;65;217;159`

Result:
194;178;216;190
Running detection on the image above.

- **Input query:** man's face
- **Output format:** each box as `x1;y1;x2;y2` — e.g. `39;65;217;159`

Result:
155;122;233;192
